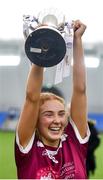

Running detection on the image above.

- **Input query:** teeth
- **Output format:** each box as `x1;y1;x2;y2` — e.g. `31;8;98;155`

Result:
50;127;60;131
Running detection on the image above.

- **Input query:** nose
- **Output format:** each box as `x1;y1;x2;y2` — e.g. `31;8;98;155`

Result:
53;114;61;124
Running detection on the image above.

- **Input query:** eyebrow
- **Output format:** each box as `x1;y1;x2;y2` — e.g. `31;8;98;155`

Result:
41;110;66;115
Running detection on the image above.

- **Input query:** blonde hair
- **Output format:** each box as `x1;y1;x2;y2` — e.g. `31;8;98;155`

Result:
39;92;65;107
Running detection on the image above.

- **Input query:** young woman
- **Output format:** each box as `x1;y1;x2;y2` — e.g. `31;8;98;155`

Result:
15;20;90;179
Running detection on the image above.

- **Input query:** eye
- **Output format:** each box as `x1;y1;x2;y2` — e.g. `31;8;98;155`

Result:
44;112;53;117
59;111;65;117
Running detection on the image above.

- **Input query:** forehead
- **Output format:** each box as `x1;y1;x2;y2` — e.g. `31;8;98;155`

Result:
40;99;65;112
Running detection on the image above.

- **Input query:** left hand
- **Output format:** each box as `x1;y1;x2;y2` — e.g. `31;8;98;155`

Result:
72;20;86;38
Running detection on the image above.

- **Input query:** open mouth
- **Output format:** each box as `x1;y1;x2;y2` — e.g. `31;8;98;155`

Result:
49;127;61;132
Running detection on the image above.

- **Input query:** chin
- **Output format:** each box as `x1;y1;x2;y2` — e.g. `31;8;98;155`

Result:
49;134;61;142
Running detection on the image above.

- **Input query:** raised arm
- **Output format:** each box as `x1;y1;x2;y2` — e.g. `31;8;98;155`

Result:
17;64;43;147
70;20;87;138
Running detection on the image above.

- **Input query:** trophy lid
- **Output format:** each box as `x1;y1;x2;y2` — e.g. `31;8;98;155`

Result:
42;14;58;27
37;8;65;27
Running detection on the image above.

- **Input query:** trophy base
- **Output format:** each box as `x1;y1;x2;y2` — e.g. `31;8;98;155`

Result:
25;26;66;67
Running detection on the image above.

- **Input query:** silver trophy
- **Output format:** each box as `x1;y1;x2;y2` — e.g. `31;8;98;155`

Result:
23;8;73;67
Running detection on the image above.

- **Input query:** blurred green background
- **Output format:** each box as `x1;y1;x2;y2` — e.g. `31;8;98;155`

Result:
0;131;103;179
0;131;16;179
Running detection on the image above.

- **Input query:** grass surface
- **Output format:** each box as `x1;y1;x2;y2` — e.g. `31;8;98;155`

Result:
89;133;103;179
0;131;103;179
0;131;17;179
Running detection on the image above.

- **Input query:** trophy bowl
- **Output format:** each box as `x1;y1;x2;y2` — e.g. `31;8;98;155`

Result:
25;25;66;67
23;11;68;67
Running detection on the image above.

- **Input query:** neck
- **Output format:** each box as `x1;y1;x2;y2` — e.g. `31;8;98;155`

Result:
41;137;60;148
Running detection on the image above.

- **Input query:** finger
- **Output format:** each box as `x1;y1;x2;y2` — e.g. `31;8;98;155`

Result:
73;20;86;32
72;20;81;31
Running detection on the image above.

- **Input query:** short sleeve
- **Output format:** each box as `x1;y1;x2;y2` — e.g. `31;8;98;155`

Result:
69;118;90;144
16;130;35;154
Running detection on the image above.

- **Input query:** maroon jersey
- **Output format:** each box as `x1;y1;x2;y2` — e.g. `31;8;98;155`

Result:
15;119;90;179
